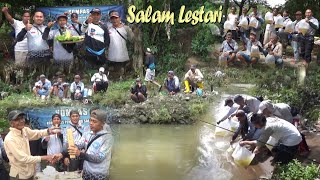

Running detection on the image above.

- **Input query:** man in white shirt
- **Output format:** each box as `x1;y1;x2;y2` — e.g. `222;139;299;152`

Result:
263;8;278;45
290;11;303;64
236;31;263;65
227;6;238;40
70;75;85;100
2;7;30;67
91;67;108;92
183;65;204;93
217;97;239;124
233;94;261;114
240;114;302;164
249;5;264;42
258;100;293;123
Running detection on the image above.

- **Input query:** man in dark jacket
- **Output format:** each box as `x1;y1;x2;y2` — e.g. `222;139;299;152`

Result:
131;78;147;103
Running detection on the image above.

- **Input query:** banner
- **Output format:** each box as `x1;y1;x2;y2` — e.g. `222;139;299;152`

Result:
24;106;114;129
37;5;125;25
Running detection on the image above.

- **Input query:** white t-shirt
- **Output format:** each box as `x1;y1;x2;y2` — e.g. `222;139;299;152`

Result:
42;134;63;155
228;13;238;30
11;19;28;52
108;26;130;62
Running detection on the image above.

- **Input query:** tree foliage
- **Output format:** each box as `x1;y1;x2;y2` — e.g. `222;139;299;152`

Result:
284;0;320;21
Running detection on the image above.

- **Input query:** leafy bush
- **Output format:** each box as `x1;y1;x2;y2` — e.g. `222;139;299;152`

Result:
272;160;320;180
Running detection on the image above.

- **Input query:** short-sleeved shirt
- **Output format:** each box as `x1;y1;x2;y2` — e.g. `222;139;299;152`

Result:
27;25;49;52
220;40;239;53
11;19;28;52
243;37;262;55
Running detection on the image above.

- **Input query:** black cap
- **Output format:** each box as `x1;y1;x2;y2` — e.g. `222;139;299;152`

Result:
90;8;101;14
109;11;120;18
8;110;25;121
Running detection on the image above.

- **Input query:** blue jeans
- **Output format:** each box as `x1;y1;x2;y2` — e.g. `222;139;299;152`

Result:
291;40;300;62
238;52;260;63
275;57;283;66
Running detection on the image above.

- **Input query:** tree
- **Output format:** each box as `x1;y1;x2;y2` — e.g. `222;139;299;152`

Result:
284;0;320;21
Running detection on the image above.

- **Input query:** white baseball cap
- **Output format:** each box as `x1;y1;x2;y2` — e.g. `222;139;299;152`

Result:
99;67;105;73
258;100;274;114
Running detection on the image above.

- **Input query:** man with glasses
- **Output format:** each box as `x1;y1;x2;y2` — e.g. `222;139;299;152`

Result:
69;13;82;36
4;110;60;180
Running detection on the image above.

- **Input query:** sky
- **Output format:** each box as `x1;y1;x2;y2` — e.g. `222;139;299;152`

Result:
266;0;286;7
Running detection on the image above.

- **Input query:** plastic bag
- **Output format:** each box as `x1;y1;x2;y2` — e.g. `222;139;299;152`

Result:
232;144;255;167
274;15;284;28
250;45;260;58
215;118;239;136
266;136;278;151
219;55;228;66
298;20;310;35
265;54;276;67
224;21;233;32
265;12;274;24
249;17;258;28
239;17;249;29
284;21;294;33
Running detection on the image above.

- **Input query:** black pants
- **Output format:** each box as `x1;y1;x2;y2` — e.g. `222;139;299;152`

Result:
272;144;298;164
0;163;9;180
300;35;314;63
96;82;108;92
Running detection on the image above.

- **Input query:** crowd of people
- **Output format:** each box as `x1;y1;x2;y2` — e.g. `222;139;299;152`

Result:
0;108;113;180
221;6;319;66
218;95;310;165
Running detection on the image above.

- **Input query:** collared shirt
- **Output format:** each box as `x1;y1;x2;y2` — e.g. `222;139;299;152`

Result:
4;127;48;179
70;81;85;93
76;129;113;179
11;19;28;52
220;39;239;53
257;116;302;147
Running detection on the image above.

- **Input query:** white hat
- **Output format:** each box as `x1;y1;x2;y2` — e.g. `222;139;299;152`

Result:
99;67;105;73
146;48;152;53
258;100;274;114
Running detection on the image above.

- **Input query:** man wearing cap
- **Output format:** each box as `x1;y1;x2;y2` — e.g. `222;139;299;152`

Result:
91;67;108;92
219;32;238;66
290;11;303;64
264;34;283;67
108;10;134;80
217;97;239;124
258;100;293;123
131;78;147;103
164;71;180;95
4;110;60;180
57;109;113;180
233;94;261;114
300;9;319;65
144;48;162;92
2;7;30;67
82;8;110;68
236;30;263;65
240;114;302;164
42;14;78;73
16;11;51;74
183;65;204;93
70;75;85;100
230;110;261;144
32;74;52;98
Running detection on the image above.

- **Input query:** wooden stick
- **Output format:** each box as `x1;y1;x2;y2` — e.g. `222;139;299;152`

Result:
67;129;75;159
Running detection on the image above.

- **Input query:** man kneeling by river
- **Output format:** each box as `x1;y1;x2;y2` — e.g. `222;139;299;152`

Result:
56;109;113;180
240;114;302;164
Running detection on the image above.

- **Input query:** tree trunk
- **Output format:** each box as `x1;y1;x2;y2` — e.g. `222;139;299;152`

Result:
223;0;230;22
132;24;144;77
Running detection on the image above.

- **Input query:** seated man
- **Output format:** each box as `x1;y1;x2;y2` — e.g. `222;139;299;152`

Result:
263;34;283;67
164;71;180;95
240;114;302;164
91;67;108;92
219;32;238;66
70;75;85;100
130;78;147;103
183;65;204;93
237;31;263;65
50;76;69;99
258;100;293;123
32;74;51;98
230;110;261;144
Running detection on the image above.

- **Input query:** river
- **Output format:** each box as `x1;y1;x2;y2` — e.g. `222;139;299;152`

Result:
109;84;273;180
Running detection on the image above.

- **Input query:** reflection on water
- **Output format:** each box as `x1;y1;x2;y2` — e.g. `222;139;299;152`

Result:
109;88;272;180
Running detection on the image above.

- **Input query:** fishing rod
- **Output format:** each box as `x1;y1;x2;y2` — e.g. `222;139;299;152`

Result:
198;119;320;165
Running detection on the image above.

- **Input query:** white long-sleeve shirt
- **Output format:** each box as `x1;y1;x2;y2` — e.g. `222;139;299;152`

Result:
91;73;108;83
218;103;239;122
184;69;204;81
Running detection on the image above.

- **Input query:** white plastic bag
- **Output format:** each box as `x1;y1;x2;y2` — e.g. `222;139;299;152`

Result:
232;144;255;167
298;20;310;35
215;118;239;136
284;21;294;33
239;17;249;29
265;54;276;67
274;15;284;28
250;45;260;58
265;12;274;24
266;136;278;151
249;17;258;28
224;21;233;32
219;55;228;66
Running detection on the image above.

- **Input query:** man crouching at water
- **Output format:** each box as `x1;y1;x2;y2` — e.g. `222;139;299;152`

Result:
4;110;60;180
56;110;113;180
